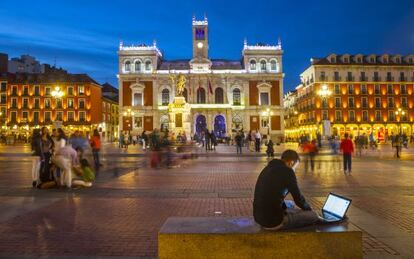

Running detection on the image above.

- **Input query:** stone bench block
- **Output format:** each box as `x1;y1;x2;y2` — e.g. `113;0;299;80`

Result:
158;217;362;259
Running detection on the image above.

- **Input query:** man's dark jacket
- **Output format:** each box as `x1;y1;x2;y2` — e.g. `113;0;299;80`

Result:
253;159;311;228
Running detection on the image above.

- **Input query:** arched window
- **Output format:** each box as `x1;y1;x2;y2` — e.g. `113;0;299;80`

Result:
134;61;141;72
260;60;267;71
197;88;206;104
125;60;131;72
134;93;142;106
270;60;277;71
250;60;256;70
215;87;224;104
233;88;241;105
161;89;170;105
145;60;152;71
183;88;188;102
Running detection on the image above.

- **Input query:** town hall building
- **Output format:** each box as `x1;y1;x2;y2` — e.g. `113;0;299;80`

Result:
118;16;284;141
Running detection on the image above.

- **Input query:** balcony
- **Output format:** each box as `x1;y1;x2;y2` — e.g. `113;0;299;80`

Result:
360;76;368;82
319;76;327;81
386;76;394;82
346;76;354;82
373;76;381;82
400;76;407;82
334;76;341;82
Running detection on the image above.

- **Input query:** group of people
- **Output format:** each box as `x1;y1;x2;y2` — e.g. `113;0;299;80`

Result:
193;129;218;151
31;128;101;189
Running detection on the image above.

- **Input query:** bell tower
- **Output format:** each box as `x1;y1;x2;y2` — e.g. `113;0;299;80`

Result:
192;15;209;60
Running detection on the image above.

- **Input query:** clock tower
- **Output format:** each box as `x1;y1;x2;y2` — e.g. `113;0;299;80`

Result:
192;15;209;61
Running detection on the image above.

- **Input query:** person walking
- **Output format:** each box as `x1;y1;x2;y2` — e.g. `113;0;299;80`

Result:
255;131;262;152
266;139;274;158
90;129;102;169
205;129;211;151
31;129;43;187
40;127;54;183
340;133;354;174
393;134;402;158
141;130;148;150
210;130;217;151
235;132;243;154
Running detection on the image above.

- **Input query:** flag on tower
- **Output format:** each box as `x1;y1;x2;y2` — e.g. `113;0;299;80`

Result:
208;78;213;95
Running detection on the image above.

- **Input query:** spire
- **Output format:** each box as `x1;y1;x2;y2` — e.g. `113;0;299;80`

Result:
204;13;208;22
153;39;157;47
192;13;196;22
119;40;123;50
244;37;247;47
278;36;282;47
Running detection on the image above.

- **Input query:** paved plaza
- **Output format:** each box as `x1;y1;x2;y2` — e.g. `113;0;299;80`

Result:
0;143;414;258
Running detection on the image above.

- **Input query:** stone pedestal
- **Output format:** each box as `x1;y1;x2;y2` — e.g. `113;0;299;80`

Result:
168;96;191;139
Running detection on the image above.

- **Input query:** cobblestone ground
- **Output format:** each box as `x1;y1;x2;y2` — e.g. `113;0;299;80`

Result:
0;143;414;258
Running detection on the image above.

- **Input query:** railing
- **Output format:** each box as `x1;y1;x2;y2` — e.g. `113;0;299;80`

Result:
373;77;381;82
346;76;354;82
334;76;341;81
386;77;394;82
360;76;368;81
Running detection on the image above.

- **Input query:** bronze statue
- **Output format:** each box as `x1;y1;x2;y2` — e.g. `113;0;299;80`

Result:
169;74;186;96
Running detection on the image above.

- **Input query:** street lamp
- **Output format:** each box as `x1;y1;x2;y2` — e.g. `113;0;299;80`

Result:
395;108;406;134
262;108;273;136
317;84;332;138
51;86;65;128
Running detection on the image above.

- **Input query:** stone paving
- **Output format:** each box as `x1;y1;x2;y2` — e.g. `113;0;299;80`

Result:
0;143;414;258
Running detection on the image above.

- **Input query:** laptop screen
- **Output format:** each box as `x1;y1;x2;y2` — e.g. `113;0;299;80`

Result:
322;193;351;218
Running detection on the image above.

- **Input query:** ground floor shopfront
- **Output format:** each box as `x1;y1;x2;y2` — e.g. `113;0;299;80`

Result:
285;122;414;142
121;107;285;142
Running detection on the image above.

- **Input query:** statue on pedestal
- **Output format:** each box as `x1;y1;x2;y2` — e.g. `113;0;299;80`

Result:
169;74;186;97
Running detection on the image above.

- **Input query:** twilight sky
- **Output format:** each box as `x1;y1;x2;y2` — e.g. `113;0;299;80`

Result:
0;0;413;91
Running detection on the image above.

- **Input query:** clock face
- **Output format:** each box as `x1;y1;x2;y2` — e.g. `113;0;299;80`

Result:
197;42;204;49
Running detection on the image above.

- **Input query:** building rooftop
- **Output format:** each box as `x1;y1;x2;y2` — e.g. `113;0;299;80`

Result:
7;72;100;85
311;54;414;66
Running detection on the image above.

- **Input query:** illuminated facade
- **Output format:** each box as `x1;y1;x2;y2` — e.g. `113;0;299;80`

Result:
118;16;284;140
6;72;102;134
100;83;119;141
287;53;414;140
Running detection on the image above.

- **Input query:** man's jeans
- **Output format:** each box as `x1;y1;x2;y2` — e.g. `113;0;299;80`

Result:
343;153;352;171
264;205;319;230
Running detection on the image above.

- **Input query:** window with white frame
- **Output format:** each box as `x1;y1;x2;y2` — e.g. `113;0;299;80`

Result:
161;89;170;105
78;99;85;109
11;111;17;122
260;92;269;105
401;97;408;108
335;110;342;121
56;111;63;121
249;60;256;71
44;111;51;122
375;110;381;121
45;99;51;109
67;111;74;121
78;85;85;95
322;110;328;120
68;98;73;108
22;111;28;120
270;60;277;71
134;60;141;72
134;93;143;106
233;88;241;105
145;60;152;71
362;110;368;121
124;60;131;72
388;110;395;121
22;98;28;108
34;98;40;109
67;86;73;96
79;111;86;122
260;60;267;71
349;110;355;122
33;111;39;123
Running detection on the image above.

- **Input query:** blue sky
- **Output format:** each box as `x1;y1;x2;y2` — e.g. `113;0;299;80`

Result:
0;0;413;91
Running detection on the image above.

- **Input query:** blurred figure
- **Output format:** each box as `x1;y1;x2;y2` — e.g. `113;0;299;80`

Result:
205;129;211;151
119;131;125;149
393;134;402;158
53;128;67;154
90;129;102;169
266;139;274;158
40;127;54;183
340;133;354;174
72;159;95;188
31;129;43;187
141;130;149;150
355;135;364;157
132;134;137;145
53;143;78;188
255;131;262;152
235;131;243;154
210;130;217;151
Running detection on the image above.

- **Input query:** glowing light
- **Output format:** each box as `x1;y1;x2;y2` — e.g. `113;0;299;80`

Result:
197;42;204;49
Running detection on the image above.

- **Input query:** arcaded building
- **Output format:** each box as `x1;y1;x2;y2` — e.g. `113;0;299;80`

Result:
118;16;284;141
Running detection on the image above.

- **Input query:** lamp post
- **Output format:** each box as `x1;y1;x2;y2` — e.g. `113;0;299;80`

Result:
123;108;134;133
395;108;406;135
262;108;273;137
51;86;64;128
317;84;332;138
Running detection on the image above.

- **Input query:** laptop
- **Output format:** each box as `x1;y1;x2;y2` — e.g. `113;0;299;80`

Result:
320;193;352;222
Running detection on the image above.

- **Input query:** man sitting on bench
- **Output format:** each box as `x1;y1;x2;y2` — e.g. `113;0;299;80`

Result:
253;149;319;230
